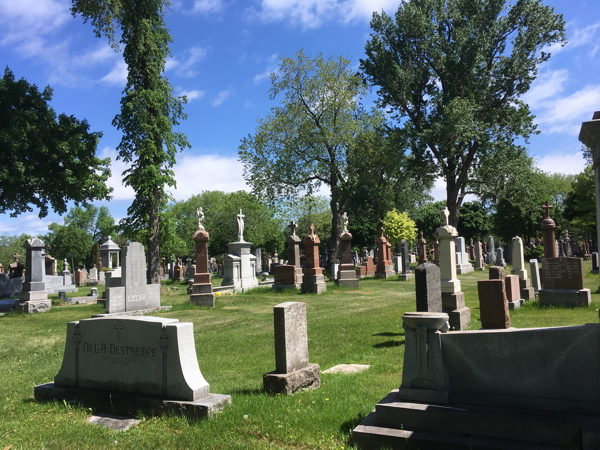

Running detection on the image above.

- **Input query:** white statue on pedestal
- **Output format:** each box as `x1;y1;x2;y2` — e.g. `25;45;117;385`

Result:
236;209;245;242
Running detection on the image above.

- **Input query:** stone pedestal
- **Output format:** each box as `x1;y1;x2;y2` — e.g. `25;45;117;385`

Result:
337;231;359;288
222;241;258;292
16;238;51;313
376;230;394;279
301;226;326;294
274;224;303;291
436;210;471;331
189;229;215;307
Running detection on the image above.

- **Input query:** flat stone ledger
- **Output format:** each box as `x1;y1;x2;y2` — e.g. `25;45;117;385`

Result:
415;263;442;312
264;302;320;394
37;316;231;418
478;280;511;329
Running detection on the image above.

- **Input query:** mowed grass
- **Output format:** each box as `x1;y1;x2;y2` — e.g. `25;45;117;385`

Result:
1;262;599;449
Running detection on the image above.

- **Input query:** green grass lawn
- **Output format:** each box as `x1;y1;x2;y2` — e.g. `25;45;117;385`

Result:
1;262;599;449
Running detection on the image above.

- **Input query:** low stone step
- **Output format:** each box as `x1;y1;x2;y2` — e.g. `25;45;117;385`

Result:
373;390;600;448
353;411;563;450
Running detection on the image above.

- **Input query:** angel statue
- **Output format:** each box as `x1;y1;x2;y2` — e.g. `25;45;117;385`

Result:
342;212;349;233
196;207;205;231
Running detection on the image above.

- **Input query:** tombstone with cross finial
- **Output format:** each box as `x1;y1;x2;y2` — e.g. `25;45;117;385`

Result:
301;224;326;294
337;214;360;288
435;208;471;330
541;201;557;259
272;222;304;291
375;227;394;279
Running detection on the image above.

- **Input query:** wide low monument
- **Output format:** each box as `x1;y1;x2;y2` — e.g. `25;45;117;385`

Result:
353;312;600;449
101;242;171;316
35;316;231;418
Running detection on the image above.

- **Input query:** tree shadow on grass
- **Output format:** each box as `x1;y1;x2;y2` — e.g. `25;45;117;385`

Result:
372;331;403;337
373;339;404;349
228;388;265;396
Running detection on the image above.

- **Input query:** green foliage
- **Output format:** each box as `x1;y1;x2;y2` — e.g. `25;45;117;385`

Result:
169;191;284;260
64;205;116;243
457;202;492;241
50;224;93;268
383;209;417;244
0;67;112;218
413;201;446;242
72;0;190;283
524;245;544;262
240;50;390;261
564;166;596;235
0;233;31;270
361;0;566;225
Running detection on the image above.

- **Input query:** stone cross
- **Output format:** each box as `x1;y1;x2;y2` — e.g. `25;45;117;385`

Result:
541;201;553;218
441;207;450;226
236;209;245;241
289;220;297;237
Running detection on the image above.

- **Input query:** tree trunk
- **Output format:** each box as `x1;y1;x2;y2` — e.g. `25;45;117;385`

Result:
446;178;461;228
329;196;340;266
147;186;161;284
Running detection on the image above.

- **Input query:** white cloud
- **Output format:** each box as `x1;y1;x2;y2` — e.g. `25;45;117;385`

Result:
99;147;136;201
534;84;600;135
0;214;56;237
521;69;568;109
190;0;224;14
546;21;600;55
99;60;128;86
168;153;249;201
0;0;70;45
212;89;232;107
165;45;208;77
534;150;586;175
253;53;279;84
247;0;398;29
590;45;599;58
180;89;206;102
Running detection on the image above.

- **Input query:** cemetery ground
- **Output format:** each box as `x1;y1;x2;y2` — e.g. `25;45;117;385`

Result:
1;264;600;450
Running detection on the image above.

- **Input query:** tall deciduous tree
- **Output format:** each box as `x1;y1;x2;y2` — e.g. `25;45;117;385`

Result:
72;0;190;284
0;67;112;218
361;0;566;226
239;50;388;263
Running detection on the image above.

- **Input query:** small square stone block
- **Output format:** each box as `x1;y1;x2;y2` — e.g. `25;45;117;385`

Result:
477;279;511;329
263;363;320;395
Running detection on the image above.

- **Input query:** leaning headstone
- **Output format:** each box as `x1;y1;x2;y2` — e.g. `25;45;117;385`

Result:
16;238;51;313
592;252;599;274
415;263;442;312
505;275;523;310
301;225;326;294
529;259;541;293
103;242;166;315
263;302;320;394
477;279;511;329
511;236;534;300
35;316;231;417
436;208;471;330
336;216;360;288
539;257;591;307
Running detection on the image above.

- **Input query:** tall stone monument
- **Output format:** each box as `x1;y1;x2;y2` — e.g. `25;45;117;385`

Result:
541;201;557;259
436;208;471;330
487;236;496;265
418;231;428;264
190;207;216;307
336;213;359;288
222;209;258;292
511;236;535;300
376;228;394;279
273;221;303;291
103;242;164;314
474;240;485;271
16;238;51;313
301;225;326;294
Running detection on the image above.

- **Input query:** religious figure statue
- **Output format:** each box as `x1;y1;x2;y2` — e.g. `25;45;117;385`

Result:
196;207;205;231
342;212;349;233
237;209;245;242
63;258;69;272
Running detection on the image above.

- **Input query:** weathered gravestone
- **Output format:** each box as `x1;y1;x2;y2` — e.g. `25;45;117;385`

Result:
35;316;231;417
337;215;359;288
376;229;394;279
102;242;168;315
539;257;591;307
455;237;474;274
189;210;216;307
474;240;485;271
16;238;51;313
592;252;599;274
398;240;414;280
487;236;496;265
415;263;442;312
530;259;542;293
478;279;511;329
263;302;320;394
222;210;259;292
505;274;524;310
301;225;326;294
496;247;506;267
511;236;535;300
273;222;303;291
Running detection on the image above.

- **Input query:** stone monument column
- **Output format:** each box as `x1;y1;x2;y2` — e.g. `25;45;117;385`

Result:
579;111;600;266
541;201;557;259
17;238;51;313
301;224;326;294
190;212;215;307
418;231;428;264
336;215;359;288
273;222;303;291
376;228;394;279
435;208;471;330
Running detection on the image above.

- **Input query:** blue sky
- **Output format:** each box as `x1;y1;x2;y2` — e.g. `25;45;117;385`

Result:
1;0;599;236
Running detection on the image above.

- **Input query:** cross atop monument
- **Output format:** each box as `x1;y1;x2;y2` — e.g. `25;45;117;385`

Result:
541;201;553;218
308;223;315;235
441;207;450;226
289;220;297;237
237;209;245;221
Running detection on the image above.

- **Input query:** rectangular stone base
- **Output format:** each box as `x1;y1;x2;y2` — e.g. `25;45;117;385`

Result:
64;296;98;305
397;273;415;281
456;264;474;274
539;289;591;307
263;363;320;395
16;299;52;313
336;278;360;288
520;286;535;300
301;275;326;294
508;299;524;310
20;290;49;301
190;293;215;307
34;382;231;419
443;292;470;331
376;266;395;279
92;305;172;318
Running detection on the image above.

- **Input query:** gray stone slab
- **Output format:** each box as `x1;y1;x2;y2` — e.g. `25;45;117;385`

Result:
322;364;371;374
263;363;320;395
87;414;140;431
415;263;442;312
274;302;308;374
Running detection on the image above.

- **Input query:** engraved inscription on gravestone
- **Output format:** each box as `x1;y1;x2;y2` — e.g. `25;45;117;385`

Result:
542;257;584;290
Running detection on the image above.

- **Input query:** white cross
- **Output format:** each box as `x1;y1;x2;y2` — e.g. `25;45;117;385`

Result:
441;207;450;226
237;209;245;221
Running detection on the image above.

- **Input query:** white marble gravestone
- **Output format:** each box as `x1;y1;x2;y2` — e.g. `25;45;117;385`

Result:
455;237;474;274
105;243;161;314
221;210;258;292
